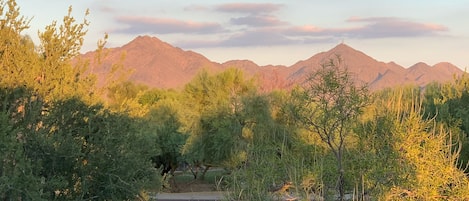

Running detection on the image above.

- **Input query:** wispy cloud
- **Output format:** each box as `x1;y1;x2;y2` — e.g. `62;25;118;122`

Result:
98;5;115;13
175;29;297;48
219;29;297;46
284;17;448;38
184;4;210;12
230;15;286;27
284;25;324;35
215;3;284;14
173;16;449;48
110;2;448;49
114;16;224;34
344;17;448;38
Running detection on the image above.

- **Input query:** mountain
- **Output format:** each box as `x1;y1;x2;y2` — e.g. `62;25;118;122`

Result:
82;36;223;89
285;43;406;89
81;35;464;91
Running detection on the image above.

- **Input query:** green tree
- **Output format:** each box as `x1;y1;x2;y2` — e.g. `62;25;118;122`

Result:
0;2;161;199
36;6;96;101
106;80;149;115
227;93;308;200
146;104;187;175
378;89;469;199
0;0;36;88
182;68;256;177
292;56;368;200
24;98;160;200
423;74;469;167
0;87;44;201
0;0;99;103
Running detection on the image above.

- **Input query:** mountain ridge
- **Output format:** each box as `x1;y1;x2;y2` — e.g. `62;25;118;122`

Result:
81;35;464;91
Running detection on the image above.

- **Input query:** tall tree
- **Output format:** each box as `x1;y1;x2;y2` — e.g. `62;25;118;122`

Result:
36;6;96;101
182;68;256;177
292;56;368;200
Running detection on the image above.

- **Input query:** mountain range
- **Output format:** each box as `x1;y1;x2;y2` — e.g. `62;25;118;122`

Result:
81;35;464;91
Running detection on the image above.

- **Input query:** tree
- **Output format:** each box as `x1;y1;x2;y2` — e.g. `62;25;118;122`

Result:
0;0;99;103
423;74;469;167
227;93;306;200
374;88;469;199
24;98;160;200
182;68;256;178
147;104;187;176
106;80;149;115
0;87;45;201
292;56;368;200
0;1;161;199
0;0;35;88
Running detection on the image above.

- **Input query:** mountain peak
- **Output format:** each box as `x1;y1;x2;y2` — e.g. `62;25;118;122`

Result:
325;43;373;62
123;35;175;51
331;43;355;51
409;62;431;69
131;35;162;43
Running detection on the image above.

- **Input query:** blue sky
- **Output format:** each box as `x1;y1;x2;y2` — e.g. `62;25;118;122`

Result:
16;0;469;69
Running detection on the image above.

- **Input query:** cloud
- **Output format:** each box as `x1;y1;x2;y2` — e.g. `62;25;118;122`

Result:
175;17;448;49
113;12;448;49
98;5;115;13
230;15;286;27
344;17;448;38
220;29;297;46
284;17;448;39
176;29;299;48
215;3;284;14
114;16;224;34
284;25;324;35
184;4;210;12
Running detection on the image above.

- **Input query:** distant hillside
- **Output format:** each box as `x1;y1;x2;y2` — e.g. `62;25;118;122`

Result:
80;35;464;91
81;36;223;89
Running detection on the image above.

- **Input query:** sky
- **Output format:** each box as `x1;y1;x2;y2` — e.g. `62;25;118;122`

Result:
15;0;469;69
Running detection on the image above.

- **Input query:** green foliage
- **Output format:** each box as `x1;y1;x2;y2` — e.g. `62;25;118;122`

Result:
423;74;469;167
0;87;44;200
26;98;160;200
291;56;369;199
0;87;161;200
3;1;469;200
182;68;256;170
145;103;187;176
0;0;98;103
226;93;325;201
106;81;150;116
354;86;469;200
0;1;161;199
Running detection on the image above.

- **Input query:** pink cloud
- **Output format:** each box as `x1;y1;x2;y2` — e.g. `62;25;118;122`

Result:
285;17;448;38
286;25;323;35
114;16;224;34
345;17;448;38
174;16;450;49
99;5;115;13
230;14;287;27
215;3;284;14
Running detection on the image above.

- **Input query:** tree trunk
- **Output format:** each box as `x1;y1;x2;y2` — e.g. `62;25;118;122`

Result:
337;148;345;201
200;165;211;180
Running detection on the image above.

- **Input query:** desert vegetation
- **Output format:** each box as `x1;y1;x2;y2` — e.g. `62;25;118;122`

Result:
1;1;469;200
